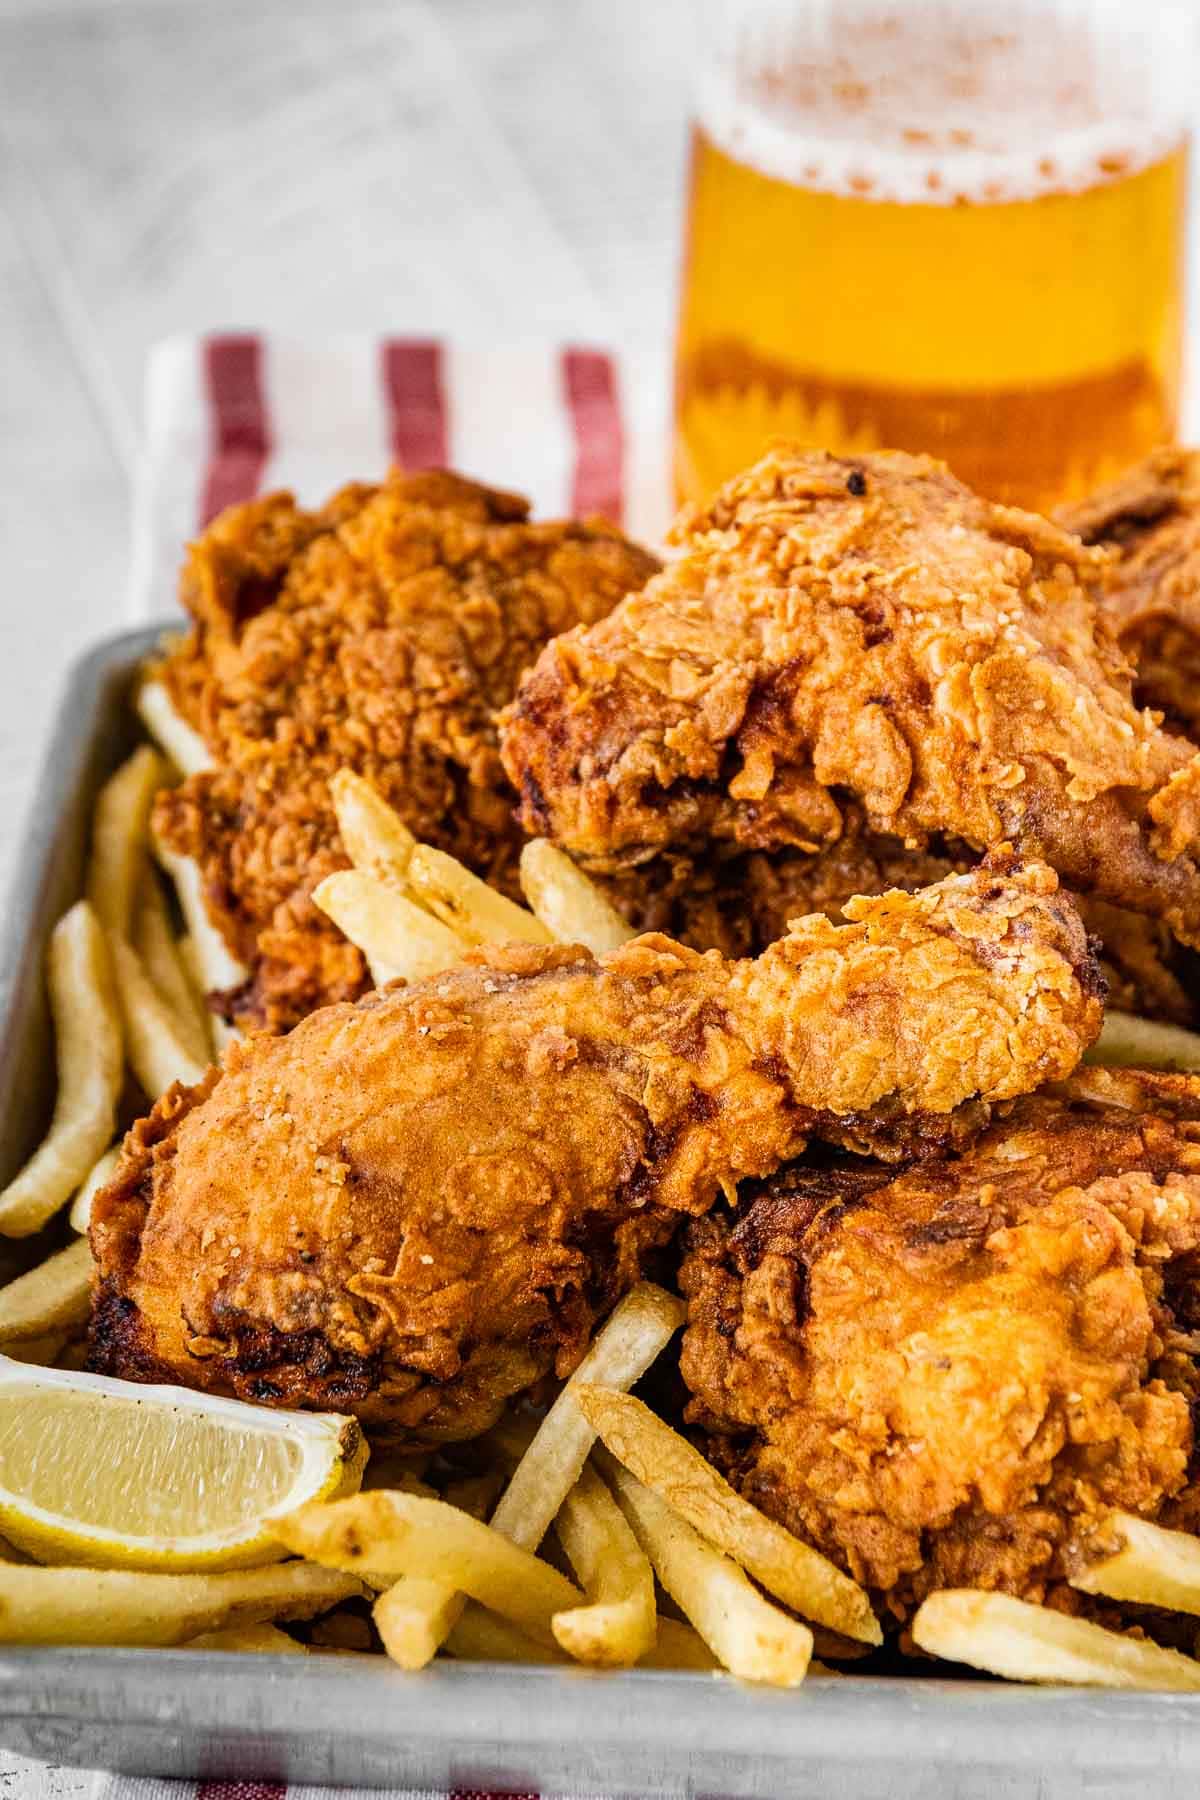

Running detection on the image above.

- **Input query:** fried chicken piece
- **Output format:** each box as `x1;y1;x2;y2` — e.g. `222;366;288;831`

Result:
88;861;1099;1444
679;1066;1200;1627
153;469;659;1032
1058;448;1200;738
501;447;1200;948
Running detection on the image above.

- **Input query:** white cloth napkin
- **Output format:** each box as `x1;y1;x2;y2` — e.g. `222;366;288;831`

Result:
127;333;672;620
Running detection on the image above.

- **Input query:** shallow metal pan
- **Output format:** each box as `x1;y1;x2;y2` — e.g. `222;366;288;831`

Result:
1;629;1199;1795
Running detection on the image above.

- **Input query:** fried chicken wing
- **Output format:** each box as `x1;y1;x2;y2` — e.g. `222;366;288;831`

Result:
501;447;1200;948
1058;447;1200;738
679;1067;1200;1626
153;469;659;1032
88;861;1099;1444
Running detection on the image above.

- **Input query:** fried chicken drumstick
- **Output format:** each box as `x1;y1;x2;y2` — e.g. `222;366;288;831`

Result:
153;469;658;1032
501;448;1200;949
89;861;1099;1444
680;1067;1200;1628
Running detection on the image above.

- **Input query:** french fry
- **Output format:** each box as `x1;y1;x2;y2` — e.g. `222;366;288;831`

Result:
374;1577;467;1671
182;1622;307;1654
0;1559;362;1647
1070;1511;1200;1616
602;1456;812;1688
314;871;469;984
133;870;210;1064
271;1491;584;1647
640;1615;719;1672
552;1463;656;1666
0;903;122;1236
330;770;416;889
519;839;636;955
68;1144;121;1235
445;1603;570;1666
575;1386;880;1646
0;1239;93;1345
151;836;246;1051
136;678;211;777
912;1589;1200;1690
406;843;553;947
109;933;208;1097
87;746;169;938
1087;1011;1200;1072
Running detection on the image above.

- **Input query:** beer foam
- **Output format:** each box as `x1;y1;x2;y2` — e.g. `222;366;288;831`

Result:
697;4;1192;206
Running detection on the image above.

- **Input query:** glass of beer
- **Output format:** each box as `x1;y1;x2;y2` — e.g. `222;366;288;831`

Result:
674;0;1194;511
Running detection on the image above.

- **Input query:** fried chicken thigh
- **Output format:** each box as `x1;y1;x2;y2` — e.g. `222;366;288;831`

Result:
680;1067;1200;1626
501;448;1200;948
154;469;658;1032
89;862;1099;1444
1058;448;1200;738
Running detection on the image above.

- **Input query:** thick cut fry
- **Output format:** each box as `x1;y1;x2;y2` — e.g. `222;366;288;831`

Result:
272;1492;583;1646
406;843;553;947
314;871;469;985
87;746;169;938
373;1576;464;1671
603;1457;812;1687
151;837;246;1051
136;679;211;777
519;839;635;955
912;1589;1200;1690
552;1463;656;1666
0;903;122;1237
330;770;416;889
133;871;210;1064
1071;1511;1200;1616
640;1615;719;1672
0;1559;362;1647
109;932;208;1097
575;1386;880;1646
445;1603;570;1665
0;1240;93;1345
1088;1011;1200;1072
68;1144;121;1235
182;1622;307;1653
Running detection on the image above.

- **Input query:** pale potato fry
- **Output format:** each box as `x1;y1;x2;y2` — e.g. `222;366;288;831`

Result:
552;1463;656;1667
1071;1510;1200;1616
0;1239;93;1345
0;1560;362;1647
519;839;635;955
602;1456;812;1688
314;871;469;985
183;1622;307;1654
374;1577;466;1671
109;932;208;1097
87;746;169;938
272;1492;583;1646
68;1144;122;1235
640;1615;719;1672
0;903;122;1237
1087;1010;1200;1072
912;1589;1200;1690
151;835;246;1052
330;770;416;889
407;843;552;947
136;678;211;777
133;870;210;1064
445;1603;570;1666
575;1385;880;1646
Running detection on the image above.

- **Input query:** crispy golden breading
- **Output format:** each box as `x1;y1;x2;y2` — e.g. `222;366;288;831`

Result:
679;1067;1200;1625
154;469;659;1033
501;447;1200;947
1058;447;1200;737
89;862;1099;1444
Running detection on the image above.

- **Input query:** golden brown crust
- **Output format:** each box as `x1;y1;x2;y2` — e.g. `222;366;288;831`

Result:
679;1068;1200;1624
154;469;659;1032
501;446;1200;947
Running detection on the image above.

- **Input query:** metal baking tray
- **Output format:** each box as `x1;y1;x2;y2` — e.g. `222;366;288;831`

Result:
3;628;1200;1795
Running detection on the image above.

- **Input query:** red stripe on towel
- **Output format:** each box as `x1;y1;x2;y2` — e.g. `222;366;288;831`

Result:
199;334;271;525
195;1783;287;1800
381;338;448;470
562;346;624;523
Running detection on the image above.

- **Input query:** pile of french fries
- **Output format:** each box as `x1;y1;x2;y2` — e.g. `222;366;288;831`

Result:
1;673;1200;1686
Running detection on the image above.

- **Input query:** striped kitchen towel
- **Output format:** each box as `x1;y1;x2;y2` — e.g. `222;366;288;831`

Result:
127;333;673;620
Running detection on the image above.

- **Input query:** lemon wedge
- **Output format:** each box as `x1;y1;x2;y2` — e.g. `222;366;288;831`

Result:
0;1355;365;1570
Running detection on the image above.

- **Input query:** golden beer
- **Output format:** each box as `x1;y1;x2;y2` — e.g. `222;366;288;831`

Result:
674;4;1191;512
